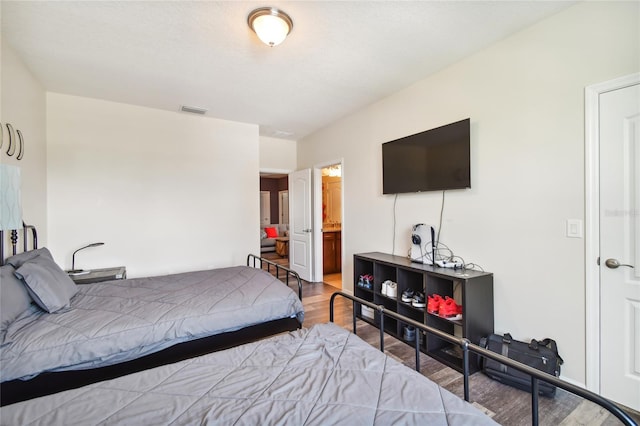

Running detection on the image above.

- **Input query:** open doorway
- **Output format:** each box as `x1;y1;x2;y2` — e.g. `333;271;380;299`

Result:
259;173;289;266
320;164;342;289
287;163;344;285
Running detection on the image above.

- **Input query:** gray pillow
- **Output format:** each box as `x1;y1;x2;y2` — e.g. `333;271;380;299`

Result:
14;255;78;313
1;264;32;331
5;247;54;269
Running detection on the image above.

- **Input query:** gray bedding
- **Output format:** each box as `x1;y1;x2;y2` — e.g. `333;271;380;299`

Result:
1;266;304;382
2;322;496;425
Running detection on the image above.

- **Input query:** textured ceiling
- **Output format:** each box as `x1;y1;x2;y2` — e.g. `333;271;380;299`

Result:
1;1;574;140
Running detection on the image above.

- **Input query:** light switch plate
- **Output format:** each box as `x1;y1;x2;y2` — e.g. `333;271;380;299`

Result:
566;219;583;238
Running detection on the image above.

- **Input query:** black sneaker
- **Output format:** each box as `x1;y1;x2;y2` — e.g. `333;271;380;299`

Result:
401;289;415;303
412;292;426;308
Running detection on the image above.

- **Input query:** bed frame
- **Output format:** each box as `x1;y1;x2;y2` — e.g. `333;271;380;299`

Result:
0;223;38;265
247;253;302;300
1;227;303;406
329;292;637;426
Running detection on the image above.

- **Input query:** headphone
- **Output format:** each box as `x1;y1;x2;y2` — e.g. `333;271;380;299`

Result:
411;223;425;245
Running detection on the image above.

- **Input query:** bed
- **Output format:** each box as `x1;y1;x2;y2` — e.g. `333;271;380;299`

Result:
0;227;304;406
0;321;497;425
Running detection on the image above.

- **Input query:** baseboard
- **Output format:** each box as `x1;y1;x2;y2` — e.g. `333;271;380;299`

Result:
559;374;586;390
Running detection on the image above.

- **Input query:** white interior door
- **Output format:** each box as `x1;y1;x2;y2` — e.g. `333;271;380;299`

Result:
289;169;312;281
599;82;640;411
260;191;270;226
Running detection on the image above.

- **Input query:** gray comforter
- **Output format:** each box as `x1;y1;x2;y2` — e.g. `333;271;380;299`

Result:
1;266;304;382
2;323;496;425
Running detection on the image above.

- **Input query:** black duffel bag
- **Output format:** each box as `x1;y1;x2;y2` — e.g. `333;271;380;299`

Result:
479;333;563;397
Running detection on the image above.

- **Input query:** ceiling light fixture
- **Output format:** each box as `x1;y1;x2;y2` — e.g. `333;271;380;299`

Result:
328;165;341;178
248;7;293;47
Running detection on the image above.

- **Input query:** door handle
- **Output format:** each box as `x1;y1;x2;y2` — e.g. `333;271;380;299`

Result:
604;258;634;269
303;229;312;233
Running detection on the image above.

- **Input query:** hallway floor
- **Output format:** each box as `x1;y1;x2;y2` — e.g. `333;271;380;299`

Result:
323;272;341;289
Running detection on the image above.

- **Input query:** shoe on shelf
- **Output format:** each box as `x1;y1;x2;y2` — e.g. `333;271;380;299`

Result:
412;291;426;308
381;280;389;296
403;325;416;342
401;289;415;303
427;294;443;313
358;274;373;290
404;326;424;344
439;296;463;320
387;281;397;299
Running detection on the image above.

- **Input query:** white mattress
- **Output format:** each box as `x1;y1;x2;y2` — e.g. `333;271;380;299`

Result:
1;266;304;382
2;323;497;425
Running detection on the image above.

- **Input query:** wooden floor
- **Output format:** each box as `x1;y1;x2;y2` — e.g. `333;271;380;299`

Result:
297;279;639;426
322;272;341;289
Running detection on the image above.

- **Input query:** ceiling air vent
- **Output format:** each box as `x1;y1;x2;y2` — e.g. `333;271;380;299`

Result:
273;130;294;138
180;105;207;115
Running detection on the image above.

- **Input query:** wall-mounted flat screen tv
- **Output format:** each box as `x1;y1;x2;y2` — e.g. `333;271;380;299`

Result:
382;118;470;194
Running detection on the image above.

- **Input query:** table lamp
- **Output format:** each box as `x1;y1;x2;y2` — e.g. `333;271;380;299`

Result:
68;242;105;273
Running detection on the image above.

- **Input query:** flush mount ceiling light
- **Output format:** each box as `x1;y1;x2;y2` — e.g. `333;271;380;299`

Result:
248;7;293;47
328;165;341;177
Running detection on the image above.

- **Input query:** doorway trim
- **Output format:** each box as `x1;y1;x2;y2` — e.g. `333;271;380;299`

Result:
278;190;289;224
260;191;271;226
585;72;640;393
312;159;344;284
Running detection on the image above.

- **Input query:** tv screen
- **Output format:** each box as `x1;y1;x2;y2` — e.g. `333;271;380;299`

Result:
382;118;470;194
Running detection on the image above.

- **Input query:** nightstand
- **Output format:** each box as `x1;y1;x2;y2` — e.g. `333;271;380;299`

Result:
69;266;127;284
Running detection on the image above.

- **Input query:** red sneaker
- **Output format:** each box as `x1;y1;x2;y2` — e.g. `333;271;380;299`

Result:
439;297;462;319
427;294;443;314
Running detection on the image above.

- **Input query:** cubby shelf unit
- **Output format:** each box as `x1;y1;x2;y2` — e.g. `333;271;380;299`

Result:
354;252;494;374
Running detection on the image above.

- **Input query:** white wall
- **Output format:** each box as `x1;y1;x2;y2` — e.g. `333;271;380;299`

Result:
297;1;639;384
47;93;259;277
1;40;47;248
259;135;297;172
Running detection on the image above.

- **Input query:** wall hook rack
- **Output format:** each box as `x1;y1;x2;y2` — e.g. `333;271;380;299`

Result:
5;123;15;156
16;130;24;160
1;122;24;160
